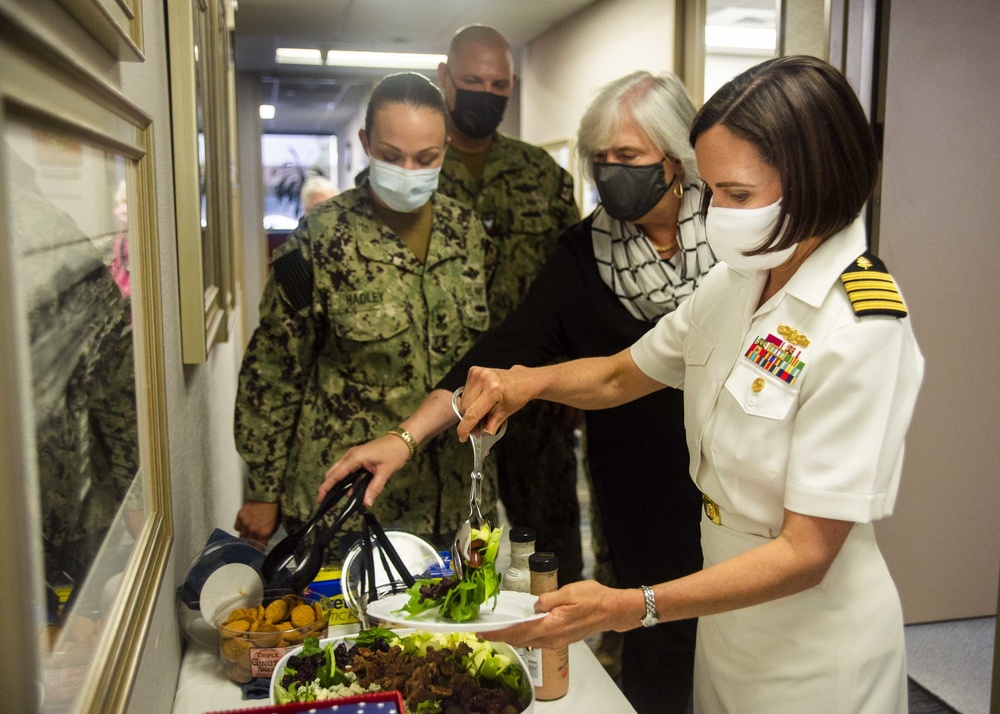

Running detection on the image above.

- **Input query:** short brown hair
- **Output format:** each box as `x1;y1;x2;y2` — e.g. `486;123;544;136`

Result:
690;55;877;254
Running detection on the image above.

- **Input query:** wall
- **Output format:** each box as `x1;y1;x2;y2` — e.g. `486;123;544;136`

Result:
121;1;250;711
236;71;266;334
0;0;252;708
498;55;521;139
519;0;677;149
872;0;1000;623
782;0;828;58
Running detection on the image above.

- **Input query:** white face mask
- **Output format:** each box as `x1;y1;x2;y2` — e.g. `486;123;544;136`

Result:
367;157;440;212
706;199;796;271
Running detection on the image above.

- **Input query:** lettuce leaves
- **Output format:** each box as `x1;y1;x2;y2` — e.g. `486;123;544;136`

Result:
274;628;532;708
273;636;349;703
397;525;503;623
395;630;532;704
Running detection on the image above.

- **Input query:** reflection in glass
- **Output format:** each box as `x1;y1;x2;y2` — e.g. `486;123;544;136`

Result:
261;133;339;229
5;124;142;708
195;3;216;293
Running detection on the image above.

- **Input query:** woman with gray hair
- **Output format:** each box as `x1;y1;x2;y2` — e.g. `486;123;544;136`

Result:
299;175;338;214
321;70;714;713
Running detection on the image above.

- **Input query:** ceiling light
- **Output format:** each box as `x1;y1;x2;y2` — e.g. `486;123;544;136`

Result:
705;26;776;51
325;50;447;69
259;104;275;119
275;47;323;65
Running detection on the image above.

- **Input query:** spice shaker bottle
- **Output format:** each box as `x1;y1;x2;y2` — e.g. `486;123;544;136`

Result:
527;551;569;700
501;527;536;593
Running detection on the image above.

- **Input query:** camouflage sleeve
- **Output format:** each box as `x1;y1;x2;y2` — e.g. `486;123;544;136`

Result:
552;166;581;235
89;313;140;496
234;234;319;503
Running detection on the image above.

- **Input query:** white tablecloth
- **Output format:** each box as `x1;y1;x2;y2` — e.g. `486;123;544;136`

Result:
171;636;636;713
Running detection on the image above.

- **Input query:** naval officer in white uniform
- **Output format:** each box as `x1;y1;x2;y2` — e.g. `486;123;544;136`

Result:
460;55;924;714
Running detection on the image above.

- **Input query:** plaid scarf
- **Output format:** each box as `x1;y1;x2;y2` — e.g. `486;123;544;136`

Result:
592;182;715;322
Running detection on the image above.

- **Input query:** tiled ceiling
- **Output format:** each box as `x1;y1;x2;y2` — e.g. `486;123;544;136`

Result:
235;0;601;58
237;1;778;134
235;0;600;134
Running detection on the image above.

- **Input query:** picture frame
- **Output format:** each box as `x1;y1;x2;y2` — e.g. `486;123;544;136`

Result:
55;0;145;61
167;0;238;363
0;21;171;714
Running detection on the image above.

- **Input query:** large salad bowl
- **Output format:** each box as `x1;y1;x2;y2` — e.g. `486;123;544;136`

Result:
269;628;535;713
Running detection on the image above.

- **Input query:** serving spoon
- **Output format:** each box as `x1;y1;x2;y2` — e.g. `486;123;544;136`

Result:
450;387;507;578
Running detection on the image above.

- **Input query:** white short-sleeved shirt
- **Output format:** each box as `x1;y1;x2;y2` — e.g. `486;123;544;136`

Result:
631;218;924;534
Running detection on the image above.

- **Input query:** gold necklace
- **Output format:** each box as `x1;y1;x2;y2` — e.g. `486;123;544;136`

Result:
653;241;677;253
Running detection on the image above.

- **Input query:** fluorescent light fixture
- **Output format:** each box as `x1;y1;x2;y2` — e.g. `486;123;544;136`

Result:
259;104;275;119
325;50;447;69
705;25;776;51
275;47;323;65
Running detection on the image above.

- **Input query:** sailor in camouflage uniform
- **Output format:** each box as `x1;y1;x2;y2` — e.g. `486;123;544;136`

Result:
435;26;584;583
234;74;495;551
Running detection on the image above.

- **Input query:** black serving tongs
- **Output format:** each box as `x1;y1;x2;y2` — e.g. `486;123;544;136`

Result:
358;512;417;600
353;512;418;627
260;469;373;592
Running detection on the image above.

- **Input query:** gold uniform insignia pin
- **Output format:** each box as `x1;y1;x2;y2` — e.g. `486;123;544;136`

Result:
777;324;810;347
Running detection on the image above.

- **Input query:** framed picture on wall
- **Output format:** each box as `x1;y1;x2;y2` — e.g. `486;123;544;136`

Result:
167;0;238;363
0;22;171;714
54;0;145;61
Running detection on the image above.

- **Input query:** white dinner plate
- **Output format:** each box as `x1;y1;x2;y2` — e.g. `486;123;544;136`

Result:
364;590;546;632
198;562;263;624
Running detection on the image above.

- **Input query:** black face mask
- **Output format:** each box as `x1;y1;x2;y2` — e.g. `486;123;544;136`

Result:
449;87;508;139
592;160;676;222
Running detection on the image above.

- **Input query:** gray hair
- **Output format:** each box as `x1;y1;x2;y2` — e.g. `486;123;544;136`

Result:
577;71;699;184
300;175;338;213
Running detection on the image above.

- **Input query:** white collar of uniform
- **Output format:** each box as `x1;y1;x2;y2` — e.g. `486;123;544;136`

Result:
778;216;869;308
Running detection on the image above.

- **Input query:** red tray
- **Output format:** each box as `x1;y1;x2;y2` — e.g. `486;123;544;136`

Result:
205;689;406;713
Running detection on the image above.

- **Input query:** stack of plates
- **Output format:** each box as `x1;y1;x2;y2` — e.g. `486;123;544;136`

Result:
338;530;445;618
175;533;269;651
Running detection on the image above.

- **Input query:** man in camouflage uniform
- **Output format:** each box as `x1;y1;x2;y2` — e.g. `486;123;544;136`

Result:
234;188;495;551
436;26;584;584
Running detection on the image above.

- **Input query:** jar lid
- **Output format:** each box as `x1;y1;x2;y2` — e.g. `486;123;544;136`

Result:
509;526;536;544
529;551;559;572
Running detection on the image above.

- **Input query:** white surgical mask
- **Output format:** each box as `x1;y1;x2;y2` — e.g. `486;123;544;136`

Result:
367;157;440;212
706;199;796;271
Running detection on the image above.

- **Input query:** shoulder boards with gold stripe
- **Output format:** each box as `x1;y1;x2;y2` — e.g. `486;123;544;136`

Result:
839;251;908;318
